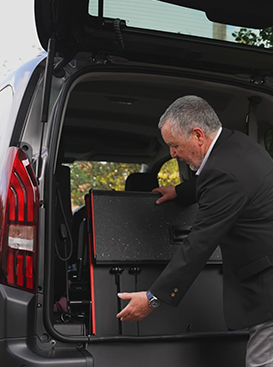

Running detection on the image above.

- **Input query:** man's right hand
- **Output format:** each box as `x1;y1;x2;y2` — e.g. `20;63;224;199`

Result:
152;186;177;204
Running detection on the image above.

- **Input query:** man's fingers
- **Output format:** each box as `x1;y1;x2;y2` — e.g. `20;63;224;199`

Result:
152;186;177;204
117;306;151;321
155;197;165;204
117;292;130;300
117;310;138;322
116;293;134;320
116;291;153;321
116;302;138;321
116;308;128;320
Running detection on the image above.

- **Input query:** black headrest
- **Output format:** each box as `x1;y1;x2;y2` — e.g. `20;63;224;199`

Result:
125;172;159;192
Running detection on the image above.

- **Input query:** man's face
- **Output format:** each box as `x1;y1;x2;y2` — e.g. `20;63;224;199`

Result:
161;121;205;171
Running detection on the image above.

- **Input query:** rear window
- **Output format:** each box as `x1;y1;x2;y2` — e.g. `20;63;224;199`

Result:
88;0;262;45
69;161;141;209
68;159;180;210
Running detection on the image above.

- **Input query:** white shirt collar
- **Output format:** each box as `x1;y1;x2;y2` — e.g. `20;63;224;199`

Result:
196;127;222;176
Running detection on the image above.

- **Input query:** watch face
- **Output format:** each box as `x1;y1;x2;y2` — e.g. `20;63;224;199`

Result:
150;297;160;308
147;291;161;308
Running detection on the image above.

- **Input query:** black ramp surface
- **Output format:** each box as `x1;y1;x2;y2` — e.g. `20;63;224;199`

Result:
91;190;198;263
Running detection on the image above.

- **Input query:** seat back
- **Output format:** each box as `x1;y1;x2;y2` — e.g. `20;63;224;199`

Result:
125;172;159;192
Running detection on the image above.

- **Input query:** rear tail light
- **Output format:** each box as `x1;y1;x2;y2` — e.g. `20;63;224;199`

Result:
0;147;39;292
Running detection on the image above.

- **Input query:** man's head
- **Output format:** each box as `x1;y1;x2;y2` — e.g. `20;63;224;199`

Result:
159;95;222;171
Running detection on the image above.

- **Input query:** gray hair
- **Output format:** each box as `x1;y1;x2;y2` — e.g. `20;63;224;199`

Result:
159;95;222;138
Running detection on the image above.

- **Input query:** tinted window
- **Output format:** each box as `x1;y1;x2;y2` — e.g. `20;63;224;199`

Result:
68;161;141;209
89;0;258;44
158;158;180;187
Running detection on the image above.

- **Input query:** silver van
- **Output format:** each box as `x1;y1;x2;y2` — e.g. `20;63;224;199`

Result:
1;0;273;366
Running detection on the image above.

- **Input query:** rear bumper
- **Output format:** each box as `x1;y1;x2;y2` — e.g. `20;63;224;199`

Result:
0;338;93;367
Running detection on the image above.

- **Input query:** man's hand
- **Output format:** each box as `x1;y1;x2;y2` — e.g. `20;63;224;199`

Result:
116;291;154;321
152;186;177;204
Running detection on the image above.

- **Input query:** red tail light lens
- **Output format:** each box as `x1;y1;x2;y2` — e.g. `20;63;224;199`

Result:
0;147;39;292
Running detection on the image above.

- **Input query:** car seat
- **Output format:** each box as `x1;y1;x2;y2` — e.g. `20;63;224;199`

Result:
125;172;159;192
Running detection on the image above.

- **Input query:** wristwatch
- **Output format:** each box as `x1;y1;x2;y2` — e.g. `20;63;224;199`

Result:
147;290;161;308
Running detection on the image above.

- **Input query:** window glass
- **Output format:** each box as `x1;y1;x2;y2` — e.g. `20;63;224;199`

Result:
158;158;180;187
68;161;141;209
88;0;262;45
69;158;181;210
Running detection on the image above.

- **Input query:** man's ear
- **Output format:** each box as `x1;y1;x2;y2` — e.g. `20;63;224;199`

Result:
191;128;205;145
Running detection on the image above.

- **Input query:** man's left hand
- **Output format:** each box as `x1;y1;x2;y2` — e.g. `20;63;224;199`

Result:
116;291;154;321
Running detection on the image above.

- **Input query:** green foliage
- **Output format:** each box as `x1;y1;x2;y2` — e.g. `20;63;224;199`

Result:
158;158;180;186
232;27;273;48
68;159;181;209
68;161;141;208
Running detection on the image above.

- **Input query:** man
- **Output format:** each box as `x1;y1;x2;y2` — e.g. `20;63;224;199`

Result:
116;95;273;367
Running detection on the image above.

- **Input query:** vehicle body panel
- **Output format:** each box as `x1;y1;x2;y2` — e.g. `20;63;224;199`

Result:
1;0;273;365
